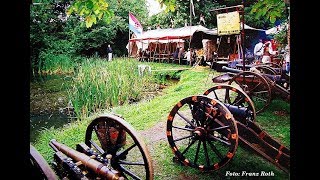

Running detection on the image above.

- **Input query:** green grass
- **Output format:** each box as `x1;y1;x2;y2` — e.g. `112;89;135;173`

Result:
32;59;290;179
112;66;213;130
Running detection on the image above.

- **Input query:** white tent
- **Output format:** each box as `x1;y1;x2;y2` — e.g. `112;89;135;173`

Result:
127;24;267;56
266;23;288;35
129;25;210;42
128;25;208;56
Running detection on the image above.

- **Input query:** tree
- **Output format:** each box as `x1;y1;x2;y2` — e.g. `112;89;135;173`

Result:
67;0;114;28
30;0;72;78
249;0;287;27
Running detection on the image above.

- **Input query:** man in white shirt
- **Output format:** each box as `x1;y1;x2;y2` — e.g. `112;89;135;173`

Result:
184;48;191;65
253;39;264;62
284;44;290;75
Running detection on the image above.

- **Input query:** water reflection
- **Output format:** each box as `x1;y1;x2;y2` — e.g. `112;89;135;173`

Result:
30;112;76;143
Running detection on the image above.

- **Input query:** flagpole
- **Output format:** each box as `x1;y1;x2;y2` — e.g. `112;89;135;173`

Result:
128;12;131;57
189;0;192;66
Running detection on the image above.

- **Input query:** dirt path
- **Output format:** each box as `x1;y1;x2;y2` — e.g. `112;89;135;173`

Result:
139;121;167;144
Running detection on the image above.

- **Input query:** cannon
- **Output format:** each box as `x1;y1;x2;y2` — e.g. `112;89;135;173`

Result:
30;114;154;180
166;84;289;173
212;66;290;113
234;62;284;76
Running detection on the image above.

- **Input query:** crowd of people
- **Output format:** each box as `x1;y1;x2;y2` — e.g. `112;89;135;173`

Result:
137;46;199;66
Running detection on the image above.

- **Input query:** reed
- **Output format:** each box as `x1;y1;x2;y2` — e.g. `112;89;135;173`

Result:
68;57;154;119
38;53;77;75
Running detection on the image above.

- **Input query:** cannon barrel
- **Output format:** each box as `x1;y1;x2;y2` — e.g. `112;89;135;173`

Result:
224;104;252;122
222;66;243;73
222;66;282;82
49;139;124;180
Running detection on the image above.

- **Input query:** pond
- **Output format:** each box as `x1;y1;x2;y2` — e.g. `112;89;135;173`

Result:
30;74;75;143
30;113;76;143
30;74;179;143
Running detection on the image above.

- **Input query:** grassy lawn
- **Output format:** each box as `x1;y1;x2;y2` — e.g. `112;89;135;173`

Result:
32;61;290;179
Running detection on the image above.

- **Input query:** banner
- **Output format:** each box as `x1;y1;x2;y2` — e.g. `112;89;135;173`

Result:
217;11;240;35
129;12;143;37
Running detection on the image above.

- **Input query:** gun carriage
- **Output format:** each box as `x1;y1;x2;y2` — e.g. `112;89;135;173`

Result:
212;66;290;113
166;84;289;173
30;114;154;180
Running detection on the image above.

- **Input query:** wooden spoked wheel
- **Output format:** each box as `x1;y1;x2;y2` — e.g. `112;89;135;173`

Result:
253;65;277;76
262;62;283;76
166;95;238;171
228;71;272;114
30;144;57;180
85;114;154;180
203;84;256;124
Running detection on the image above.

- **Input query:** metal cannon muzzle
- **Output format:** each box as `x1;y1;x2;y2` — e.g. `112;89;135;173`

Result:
50;139;124;180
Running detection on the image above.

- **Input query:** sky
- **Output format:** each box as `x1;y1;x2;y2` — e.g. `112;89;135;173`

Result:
146;0;165;16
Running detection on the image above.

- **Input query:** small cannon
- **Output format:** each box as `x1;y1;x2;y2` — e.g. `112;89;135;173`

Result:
166;84;289;173
30;114;154;180
234;62;284;76
212;66;290;113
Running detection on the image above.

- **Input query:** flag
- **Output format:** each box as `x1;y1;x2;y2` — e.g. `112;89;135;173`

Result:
190;0;195;16
129;12;143;37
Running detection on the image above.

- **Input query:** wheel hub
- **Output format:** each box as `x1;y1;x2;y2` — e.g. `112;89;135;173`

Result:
194;127;207;140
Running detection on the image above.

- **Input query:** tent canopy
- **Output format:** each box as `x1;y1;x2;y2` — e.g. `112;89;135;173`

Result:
129;24;266;42
127;24;267;57
129;25;211;41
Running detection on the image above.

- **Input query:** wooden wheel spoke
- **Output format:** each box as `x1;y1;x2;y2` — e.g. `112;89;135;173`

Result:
208;125;230;132
250;82;262;91
173;134;194;142
203;141;211;167
189;104;203;127
115;143;137;159
181;139;197;155
213;90;219;100
208;140;224;160
119;165;141;180
118;160;145;166
177;111;196;128
209;134;231;146
224;89;231;103
232;95;245;105
172;125;194;132
194;140;202;164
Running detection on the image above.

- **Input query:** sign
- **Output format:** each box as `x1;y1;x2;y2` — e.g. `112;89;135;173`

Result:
217;11;240;35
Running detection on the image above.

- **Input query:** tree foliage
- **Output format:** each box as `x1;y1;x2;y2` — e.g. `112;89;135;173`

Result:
67;0;114;28
250;0;287;26
158;0;287;28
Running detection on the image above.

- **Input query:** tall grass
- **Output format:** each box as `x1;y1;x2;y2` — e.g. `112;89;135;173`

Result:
69;57;154;119
38;53;77;75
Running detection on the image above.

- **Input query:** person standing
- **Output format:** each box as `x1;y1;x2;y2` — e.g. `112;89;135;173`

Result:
107;44;113;61
284;44;290;75
253;39;264;62
184;48;191;65
261;41;278;64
